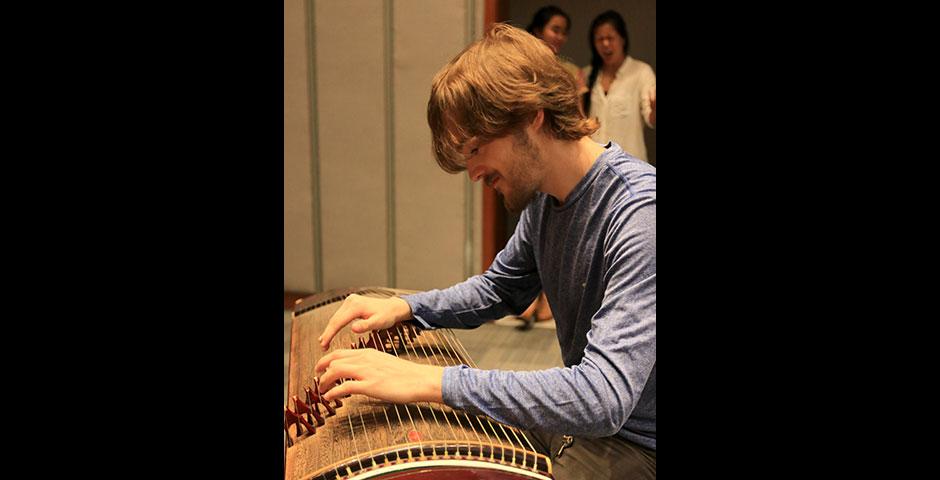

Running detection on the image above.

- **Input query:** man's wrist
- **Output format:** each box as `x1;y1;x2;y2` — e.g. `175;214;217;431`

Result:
421;364;445;403
392;296;414;322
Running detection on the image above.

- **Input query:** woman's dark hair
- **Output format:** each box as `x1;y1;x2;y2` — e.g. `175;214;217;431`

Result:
525;5;571;36
583;10;630;116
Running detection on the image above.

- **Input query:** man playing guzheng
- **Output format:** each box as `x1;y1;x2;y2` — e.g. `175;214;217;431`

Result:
316;23;655;480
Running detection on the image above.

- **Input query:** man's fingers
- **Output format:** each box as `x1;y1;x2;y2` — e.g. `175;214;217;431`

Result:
319;301;355;346
316;348;361;370
322;380;361;402
317;357;362;389
314;348;358;373
351;317;384;334
319;299;362;349
319;296;410;349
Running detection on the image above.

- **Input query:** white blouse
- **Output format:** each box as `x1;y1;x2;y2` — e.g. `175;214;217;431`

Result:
586;56;656;162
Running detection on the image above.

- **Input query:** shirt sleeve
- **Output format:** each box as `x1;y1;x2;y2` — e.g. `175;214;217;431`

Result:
401;207;544;330
440;199;656;438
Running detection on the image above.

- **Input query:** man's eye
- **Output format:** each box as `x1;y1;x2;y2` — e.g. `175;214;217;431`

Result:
470;148;479;155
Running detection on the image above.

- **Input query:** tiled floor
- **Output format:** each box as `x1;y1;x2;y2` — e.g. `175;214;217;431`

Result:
284;311;563;404
451;317;564;371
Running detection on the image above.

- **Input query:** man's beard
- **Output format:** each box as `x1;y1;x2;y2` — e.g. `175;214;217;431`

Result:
501;131;542;214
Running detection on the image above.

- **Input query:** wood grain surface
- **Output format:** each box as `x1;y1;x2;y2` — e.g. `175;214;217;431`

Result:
285;287;553;480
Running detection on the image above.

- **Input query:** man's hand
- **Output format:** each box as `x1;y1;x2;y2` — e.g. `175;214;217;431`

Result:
318;294;413;350
315;348;444;404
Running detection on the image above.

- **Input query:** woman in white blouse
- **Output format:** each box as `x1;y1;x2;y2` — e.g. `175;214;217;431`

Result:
582;10;656;163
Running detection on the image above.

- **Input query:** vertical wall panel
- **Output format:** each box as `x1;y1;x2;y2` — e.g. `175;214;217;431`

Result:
470;0;484;276
284;0;316;293
393;0;475;291
315;0;388;289
285;0;483;293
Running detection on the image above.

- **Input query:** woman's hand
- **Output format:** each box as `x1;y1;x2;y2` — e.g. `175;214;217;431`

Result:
576;69;589;95
649;88;656;126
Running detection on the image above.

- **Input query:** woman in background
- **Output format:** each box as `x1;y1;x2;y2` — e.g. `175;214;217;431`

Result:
526;5;585;94
583;10;656;163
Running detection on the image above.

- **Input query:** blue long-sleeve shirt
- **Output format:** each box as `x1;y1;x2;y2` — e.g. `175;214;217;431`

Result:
402;142;656;450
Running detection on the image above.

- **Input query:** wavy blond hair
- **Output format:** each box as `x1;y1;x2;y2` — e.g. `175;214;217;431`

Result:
427;23;598;173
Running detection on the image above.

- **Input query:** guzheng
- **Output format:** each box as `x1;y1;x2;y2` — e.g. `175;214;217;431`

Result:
285;287;554;480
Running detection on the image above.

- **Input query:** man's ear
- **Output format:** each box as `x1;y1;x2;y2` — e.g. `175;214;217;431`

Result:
527;109;545;137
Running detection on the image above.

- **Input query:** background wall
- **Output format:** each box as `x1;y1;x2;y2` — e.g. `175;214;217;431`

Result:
506;0;656;165
285;0;318;293
285;0;484;294
286;0;655;295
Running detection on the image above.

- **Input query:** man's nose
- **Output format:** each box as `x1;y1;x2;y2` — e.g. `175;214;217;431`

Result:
467;166;485;183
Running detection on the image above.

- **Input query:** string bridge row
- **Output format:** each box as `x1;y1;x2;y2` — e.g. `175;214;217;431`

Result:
284;378;344;446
